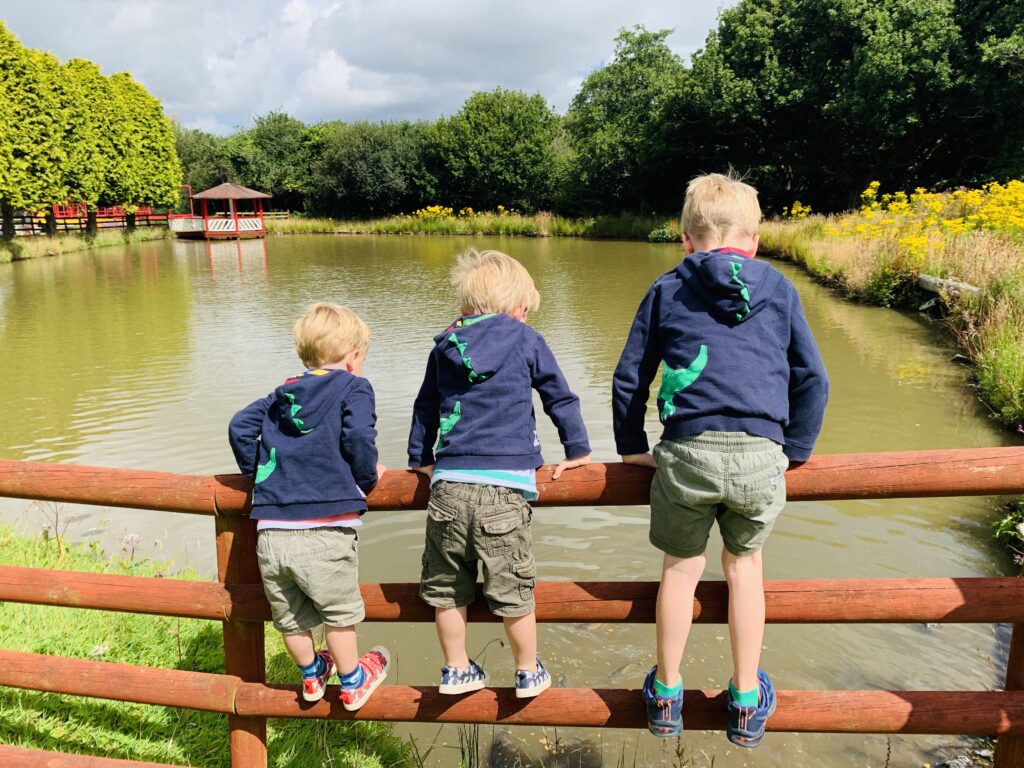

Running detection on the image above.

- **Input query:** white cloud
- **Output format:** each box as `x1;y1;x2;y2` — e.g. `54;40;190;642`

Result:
0;0;734;133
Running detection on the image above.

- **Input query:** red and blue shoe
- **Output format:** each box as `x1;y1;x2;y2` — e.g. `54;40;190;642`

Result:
301;650;336;703
642;666;683;737
725;669;777;748
340;646;390;712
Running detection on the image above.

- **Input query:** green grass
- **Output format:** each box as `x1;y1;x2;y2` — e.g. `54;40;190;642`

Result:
0;228;171;263
266;212;680;241
0;525;411;767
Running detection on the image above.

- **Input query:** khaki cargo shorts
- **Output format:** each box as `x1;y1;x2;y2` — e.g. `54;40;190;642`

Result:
650;432;788;558
256;527;365;634
420;480;536;618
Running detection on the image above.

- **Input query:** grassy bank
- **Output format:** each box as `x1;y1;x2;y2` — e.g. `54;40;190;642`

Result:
0;525;411;767
0;227;171;264
761;182;1024;428
267;208;681;241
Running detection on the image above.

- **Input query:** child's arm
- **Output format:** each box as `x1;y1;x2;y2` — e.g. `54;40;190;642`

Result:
530;334;591;476
407;350;440;470
612;288;662;458
784;288;830;463
228;395;274;478
341;378;380;495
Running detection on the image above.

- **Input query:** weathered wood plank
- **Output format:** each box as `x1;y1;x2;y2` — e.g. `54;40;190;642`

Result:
0;745;188;767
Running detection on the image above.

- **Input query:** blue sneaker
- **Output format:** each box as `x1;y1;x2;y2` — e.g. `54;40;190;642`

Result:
726;669;777;748
642;666;683;737
515;658;552;698
438;659;488;695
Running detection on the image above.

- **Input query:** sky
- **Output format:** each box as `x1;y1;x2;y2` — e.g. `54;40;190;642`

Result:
0;0;735;135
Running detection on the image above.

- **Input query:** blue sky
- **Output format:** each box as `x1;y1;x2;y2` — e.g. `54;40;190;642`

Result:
0;0;735;134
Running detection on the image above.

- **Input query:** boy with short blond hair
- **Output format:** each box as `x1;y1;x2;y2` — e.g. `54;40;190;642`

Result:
409;248;591;698
229;302;390;709
612;173;829;745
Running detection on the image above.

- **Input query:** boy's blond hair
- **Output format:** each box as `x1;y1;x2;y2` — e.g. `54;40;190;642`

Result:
681;172;761;242
451;248;541;315
293;302;370;369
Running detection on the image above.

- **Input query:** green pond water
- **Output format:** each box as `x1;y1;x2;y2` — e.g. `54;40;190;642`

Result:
0;234;1018;767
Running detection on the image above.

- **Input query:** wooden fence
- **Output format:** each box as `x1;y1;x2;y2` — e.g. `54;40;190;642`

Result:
0;448;1021;767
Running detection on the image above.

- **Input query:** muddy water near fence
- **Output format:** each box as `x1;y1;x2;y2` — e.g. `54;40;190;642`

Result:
0;234;1017;766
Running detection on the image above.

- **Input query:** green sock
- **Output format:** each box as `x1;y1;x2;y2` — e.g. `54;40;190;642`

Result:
653;677;682;697
729;681;758;707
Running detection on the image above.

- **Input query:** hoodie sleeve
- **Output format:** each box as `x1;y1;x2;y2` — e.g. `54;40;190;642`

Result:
340;377;379;495
612;286;662;455
530;334;591;459
784;286;830;462
407;349;440;467
228;395;273;479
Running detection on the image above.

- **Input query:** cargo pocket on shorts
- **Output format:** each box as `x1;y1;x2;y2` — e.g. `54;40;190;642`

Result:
513;554;536;602
481;508;520;557
426;498;458;549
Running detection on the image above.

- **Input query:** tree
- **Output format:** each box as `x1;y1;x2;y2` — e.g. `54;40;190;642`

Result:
432;88;559;211
564;26;687;213
174;123;233;194
226;112;308;209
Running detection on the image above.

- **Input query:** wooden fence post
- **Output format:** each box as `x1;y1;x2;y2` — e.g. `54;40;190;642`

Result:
215;515;267;768
995;568;1024;768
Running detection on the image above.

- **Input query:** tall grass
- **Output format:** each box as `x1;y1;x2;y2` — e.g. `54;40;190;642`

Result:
266;212;680;241
0;524;411;767
0;228;171;264
760;217;1024;429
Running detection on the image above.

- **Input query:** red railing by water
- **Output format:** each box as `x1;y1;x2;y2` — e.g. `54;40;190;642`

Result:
0;448;1021;767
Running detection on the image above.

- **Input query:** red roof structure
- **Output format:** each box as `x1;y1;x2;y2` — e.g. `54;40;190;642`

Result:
168;184;272;240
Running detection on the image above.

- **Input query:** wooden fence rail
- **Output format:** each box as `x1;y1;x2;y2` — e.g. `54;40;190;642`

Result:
0;451;1021;768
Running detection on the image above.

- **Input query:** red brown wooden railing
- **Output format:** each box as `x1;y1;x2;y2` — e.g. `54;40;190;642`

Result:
0;448;1021;767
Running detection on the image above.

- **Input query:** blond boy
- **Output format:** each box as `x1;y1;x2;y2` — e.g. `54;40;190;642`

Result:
612;173;829;744
408;249;591;697
229;303;389;709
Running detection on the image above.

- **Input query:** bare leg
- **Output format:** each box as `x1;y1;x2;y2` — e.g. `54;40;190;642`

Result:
503;612;537;671
282;630;316;667
656;553;707;688
325;624;360;676
722;548;765;693
435;606;470;669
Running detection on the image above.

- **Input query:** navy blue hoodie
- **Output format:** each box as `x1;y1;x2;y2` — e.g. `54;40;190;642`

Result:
228;368;378;520
612;249;829;462
408;313;590;470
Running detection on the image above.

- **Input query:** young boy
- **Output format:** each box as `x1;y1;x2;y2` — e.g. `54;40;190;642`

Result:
408;248;591;698
612;173;829;746
228;302;390;709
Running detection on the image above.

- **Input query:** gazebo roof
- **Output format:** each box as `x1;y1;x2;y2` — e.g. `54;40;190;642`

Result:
192;183;272;200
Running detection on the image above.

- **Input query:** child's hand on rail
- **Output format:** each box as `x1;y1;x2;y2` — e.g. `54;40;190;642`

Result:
620;453;657;469
411;465;434;479
552;454;591;480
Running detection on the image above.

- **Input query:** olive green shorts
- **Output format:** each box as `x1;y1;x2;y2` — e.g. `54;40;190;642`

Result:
419;481;536;618
650;433;788;559
256;527;365;634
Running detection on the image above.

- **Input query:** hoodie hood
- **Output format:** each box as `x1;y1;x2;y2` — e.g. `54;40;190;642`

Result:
434;313;524;382
273;368;348;436
680;249;784;325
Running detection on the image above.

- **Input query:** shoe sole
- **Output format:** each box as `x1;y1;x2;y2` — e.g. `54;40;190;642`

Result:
342;649;389;712
438;676;488;695
301;658;337;703
515;675;551;699
647;723;683;738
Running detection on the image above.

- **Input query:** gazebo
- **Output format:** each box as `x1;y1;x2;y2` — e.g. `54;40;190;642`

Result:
168;183;271;240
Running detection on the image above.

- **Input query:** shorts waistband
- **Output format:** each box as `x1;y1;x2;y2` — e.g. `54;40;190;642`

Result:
433;480;524;504
257;526;356;537
666;432;780;453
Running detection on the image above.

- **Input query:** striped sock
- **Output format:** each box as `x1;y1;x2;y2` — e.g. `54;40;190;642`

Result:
340;664;366;689
299;654;325;679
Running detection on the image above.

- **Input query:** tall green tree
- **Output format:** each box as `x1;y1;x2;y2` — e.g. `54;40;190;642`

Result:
226;112;307;209
564;26;687;213
174;123;233;194
432;88;559;211
0;23;67;234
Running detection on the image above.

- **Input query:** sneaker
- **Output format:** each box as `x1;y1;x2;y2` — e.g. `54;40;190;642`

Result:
439;659;489;695
301;650;336;703
725;669;777;749
514;658;552;699
339;646;390;712
642;666;683;738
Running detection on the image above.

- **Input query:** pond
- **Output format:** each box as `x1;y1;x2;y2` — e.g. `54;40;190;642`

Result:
0;234;1016;766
